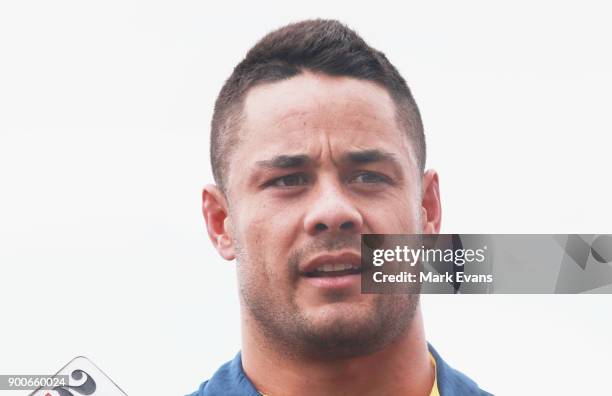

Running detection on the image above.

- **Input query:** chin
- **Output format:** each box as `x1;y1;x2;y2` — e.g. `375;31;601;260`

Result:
291;294;418;359
298;303;382;349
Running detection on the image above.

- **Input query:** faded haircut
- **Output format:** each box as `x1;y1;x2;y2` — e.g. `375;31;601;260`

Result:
210;19;425;191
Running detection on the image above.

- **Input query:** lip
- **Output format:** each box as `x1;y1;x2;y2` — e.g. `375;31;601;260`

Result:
300;251;362;275
303;273;361;289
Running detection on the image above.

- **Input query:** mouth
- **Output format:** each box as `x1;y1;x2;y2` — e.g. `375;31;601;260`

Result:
299;251;363;290
303;263;362;278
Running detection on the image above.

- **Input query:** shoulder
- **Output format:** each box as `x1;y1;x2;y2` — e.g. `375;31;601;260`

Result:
429;344;493;396
185;380;209;396
185;352;260;396
187;347;492;396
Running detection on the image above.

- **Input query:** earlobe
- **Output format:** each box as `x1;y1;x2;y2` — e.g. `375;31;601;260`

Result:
202;185;236;260
421;170;442;234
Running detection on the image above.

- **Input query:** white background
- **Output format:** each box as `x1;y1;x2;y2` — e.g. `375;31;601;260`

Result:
1;1;611;395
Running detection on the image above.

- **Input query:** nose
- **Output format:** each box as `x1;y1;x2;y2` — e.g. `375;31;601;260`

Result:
303;178;364;236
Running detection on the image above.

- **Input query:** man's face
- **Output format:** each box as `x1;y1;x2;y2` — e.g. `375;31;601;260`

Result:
221;72;427;357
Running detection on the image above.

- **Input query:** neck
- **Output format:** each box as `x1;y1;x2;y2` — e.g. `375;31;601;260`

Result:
241;306;434;396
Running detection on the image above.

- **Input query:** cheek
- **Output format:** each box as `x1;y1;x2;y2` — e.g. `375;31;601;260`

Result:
362;196;420;233
235;200;302;276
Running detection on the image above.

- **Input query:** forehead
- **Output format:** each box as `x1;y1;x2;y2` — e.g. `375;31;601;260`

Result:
243;72;401;140
229;72;416;177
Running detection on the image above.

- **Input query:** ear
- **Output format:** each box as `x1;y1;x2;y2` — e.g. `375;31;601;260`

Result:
420;169;442;234
202;184;236;260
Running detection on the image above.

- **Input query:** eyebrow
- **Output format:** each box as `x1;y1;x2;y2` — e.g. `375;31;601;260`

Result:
254;149;400;170
255;154;311;169
343;149;399;165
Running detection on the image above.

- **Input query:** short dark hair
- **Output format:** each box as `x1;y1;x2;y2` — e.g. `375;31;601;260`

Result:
210;19;425;191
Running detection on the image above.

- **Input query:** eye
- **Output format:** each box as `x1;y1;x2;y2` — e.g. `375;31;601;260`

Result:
267;173;309;188
350;171;390;184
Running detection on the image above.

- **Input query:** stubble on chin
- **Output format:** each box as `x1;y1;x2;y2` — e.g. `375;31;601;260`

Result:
237;235;420;360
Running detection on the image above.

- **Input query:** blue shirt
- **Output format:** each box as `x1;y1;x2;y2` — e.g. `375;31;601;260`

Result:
187;344;492;396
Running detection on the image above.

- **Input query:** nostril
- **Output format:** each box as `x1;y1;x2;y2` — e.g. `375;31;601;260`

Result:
340;221;354;230
315;223;328;232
